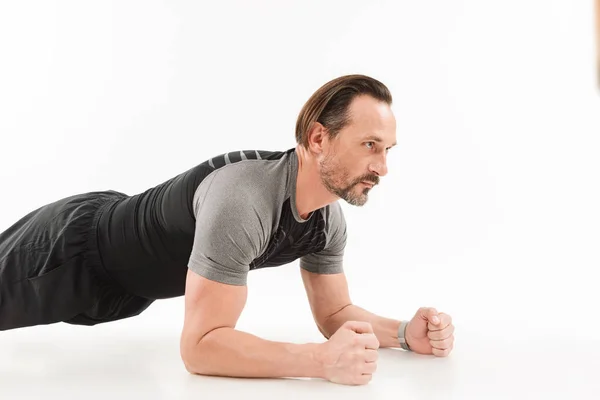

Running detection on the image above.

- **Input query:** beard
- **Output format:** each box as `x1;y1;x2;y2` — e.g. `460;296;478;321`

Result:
319;153;380;206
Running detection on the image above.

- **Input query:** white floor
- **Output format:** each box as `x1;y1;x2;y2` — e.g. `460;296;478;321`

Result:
1;300;598;400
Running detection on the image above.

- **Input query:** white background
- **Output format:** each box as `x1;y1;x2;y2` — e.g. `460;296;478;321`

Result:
1;0;599;398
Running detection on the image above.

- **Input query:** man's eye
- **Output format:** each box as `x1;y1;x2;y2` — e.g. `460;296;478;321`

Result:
365;142;374;149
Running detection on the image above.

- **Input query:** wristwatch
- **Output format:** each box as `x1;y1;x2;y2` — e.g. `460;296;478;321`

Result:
398;320;411;351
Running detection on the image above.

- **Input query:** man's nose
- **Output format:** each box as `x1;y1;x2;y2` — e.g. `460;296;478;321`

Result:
369;155;388;177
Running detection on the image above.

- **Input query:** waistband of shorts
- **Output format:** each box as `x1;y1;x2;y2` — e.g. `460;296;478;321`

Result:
84;190;128;283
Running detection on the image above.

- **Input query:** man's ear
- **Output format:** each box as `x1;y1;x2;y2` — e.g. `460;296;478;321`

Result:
307;122;328;154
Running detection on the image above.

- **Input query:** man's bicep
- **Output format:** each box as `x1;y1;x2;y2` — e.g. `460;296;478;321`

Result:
180;268;247;359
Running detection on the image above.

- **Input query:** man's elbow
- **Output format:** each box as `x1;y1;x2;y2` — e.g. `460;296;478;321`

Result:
180;339;201;375
317;323;331;340
180;332;212;375
182;357;196;375
315;303;352;339
316;315;340;339
182;344;218;375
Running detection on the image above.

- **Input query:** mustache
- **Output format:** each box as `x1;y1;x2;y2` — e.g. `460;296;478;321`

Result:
355;174;379;186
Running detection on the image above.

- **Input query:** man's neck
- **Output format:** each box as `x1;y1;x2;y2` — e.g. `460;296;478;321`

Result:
294;145;338;219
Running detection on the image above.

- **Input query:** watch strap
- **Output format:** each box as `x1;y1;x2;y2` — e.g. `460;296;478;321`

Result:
398;320;411;351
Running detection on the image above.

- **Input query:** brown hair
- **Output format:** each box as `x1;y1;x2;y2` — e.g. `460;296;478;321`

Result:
295;74;393;148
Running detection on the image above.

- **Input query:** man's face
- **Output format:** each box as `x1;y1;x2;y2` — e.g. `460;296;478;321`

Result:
318;95;397;206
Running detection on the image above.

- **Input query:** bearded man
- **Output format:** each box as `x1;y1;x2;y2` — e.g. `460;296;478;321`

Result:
0;74;455;386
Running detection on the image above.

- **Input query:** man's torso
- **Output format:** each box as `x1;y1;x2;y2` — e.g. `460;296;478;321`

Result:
95;148;345;299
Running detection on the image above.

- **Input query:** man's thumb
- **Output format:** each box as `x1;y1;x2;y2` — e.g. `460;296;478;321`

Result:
417;307;440;325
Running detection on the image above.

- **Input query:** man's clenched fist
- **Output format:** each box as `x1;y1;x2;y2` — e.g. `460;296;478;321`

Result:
317;321;380;386
405;307;455;357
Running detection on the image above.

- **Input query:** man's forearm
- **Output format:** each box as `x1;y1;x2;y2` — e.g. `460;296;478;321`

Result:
182;327;324;379
320;304;402;348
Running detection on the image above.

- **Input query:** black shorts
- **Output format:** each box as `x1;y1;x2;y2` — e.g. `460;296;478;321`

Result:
0;190;154;331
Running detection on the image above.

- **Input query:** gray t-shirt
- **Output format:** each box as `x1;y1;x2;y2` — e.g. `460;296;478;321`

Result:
187;149;346;286
96;148;346;299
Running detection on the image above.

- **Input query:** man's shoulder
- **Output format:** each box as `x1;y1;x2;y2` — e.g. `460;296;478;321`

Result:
203;154;289;198
192;148;293;218
200;148;293;170
201;148;291;184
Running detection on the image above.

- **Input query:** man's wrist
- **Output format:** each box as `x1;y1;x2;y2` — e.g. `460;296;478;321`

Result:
308;342;328;379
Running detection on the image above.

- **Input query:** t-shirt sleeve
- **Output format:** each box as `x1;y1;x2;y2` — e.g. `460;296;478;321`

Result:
187;170;271;286
300;201;347;274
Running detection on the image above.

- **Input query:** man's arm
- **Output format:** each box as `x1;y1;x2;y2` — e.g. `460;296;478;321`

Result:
301;268;403;348
180;268;325;378
181;169;327;377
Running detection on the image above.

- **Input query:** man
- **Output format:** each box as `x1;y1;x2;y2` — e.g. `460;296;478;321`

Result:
0;74;454;385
